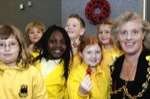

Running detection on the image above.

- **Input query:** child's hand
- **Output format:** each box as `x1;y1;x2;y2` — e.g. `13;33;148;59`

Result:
79;75;92;95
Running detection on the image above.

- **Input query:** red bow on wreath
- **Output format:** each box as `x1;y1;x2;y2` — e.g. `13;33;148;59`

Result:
85;0;111;25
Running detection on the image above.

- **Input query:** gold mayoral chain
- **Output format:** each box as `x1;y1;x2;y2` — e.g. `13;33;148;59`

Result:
111;55;150;99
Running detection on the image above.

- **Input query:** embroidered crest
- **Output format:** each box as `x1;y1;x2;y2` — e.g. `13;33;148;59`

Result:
18;84;28;97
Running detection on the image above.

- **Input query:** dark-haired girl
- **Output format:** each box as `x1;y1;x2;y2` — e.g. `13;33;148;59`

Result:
34;25;72;99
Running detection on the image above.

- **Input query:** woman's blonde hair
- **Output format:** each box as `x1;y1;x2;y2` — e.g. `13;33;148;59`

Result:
113;11;150;49
0;25;31;68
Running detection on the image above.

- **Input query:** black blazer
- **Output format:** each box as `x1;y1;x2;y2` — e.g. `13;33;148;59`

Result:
111;48;150;99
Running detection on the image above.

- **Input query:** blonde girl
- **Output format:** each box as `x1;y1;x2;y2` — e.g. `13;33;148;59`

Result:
25;21;45;58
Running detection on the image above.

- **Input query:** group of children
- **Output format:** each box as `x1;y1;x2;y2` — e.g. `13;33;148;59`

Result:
0;13;122;99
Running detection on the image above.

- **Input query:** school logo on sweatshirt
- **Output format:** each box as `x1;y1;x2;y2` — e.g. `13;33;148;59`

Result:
19;84;28;97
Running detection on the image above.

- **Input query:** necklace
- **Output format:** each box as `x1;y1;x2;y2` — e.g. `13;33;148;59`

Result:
111;55;150;99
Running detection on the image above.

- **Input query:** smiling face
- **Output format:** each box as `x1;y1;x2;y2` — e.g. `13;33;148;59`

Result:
118;20;144;55
98;24;112;45
65;18;84;40
0;35;20;66
80;44;101;67
28;27;43;44
48;31;67;59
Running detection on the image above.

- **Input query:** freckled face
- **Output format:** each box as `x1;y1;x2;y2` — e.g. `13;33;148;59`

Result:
81;44;101;67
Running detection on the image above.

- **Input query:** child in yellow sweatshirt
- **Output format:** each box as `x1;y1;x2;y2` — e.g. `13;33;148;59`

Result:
0;24;48;99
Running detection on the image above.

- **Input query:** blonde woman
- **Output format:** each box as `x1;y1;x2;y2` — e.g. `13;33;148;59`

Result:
111;11;150;99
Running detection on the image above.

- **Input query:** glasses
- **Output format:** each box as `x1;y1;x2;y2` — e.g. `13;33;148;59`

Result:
0;41;19;49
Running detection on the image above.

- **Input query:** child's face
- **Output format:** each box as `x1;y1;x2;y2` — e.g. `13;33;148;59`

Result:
98;24;112;45
80;44;101;67
65;18;84;40
48;31;67;59
28;27;43;44
0;35;20;66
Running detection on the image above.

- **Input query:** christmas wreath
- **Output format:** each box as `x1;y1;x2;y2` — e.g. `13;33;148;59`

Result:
85;0;111;25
